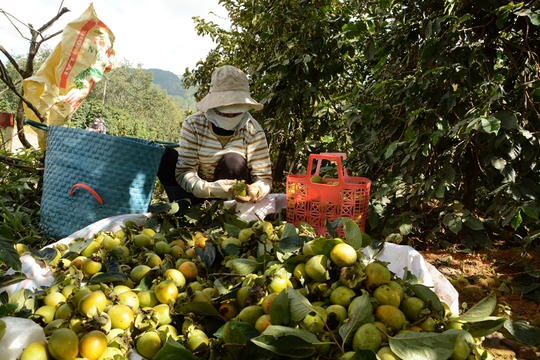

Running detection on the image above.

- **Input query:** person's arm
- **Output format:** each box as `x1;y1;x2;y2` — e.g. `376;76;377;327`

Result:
175;115;235;199
245;121;273;200
175;117;201;192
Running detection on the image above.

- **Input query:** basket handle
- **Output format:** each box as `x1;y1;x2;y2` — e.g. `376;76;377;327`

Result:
152;140;179;148
27;119;178;148
306;153;347;183
25;119;48;131
26;119;178;148
70;183;104;204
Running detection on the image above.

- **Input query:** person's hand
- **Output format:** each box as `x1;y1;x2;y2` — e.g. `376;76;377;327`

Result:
192;179;236;198
208;179;237;198
234;183;262;203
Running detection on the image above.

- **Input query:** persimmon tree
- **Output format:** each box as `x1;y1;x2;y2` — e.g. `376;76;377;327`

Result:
183;1;359;180
186;0;540;246
344;0;540;245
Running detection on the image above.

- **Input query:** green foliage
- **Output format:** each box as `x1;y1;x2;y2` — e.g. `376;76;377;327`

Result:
148;68;184;95
170;94;196;112
341;0;540;246
186;0;540;247
69;98;108;129
0;149;52;269
87;60;186;142
147;68;197;110
0;98;13;114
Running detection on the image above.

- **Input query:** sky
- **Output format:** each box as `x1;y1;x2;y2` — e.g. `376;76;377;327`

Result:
0;0;230;75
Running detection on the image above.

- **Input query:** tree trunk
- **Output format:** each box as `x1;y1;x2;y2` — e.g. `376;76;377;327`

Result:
273;140;294;183
15;101;32;148
462;142;478;210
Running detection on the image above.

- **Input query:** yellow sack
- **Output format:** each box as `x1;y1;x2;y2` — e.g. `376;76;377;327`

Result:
23;4;115;149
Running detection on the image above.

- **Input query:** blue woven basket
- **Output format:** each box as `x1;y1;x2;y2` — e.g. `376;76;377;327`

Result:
37;124;167;239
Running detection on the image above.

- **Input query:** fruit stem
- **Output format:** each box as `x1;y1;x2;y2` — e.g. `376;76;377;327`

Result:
410;314;430;326
222;343;246;348
324;322;344;355
208;272;244;277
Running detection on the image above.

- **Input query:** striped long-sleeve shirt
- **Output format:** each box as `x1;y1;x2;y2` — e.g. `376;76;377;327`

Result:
175;111;272;197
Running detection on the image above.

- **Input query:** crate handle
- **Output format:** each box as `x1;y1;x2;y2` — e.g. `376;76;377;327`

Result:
70;183;104;204
306;153;348;183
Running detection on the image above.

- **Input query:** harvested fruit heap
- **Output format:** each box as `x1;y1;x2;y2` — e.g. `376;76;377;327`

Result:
9;203;504;360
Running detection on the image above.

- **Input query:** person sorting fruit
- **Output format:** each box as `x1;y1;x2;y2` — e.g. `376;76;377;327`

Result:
158;65;272;204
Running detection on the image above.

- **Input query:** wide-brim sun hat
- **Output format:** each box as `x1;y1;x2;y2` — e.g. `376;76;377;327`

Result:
196;65;263;113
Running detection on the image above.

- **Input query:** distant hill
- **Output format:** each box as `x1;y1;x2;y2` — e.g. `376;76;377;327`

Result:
145;68;196;110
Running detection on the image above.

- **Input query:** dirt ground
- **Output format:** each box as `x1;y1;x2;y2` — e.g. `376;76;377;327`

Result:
420;247;540;359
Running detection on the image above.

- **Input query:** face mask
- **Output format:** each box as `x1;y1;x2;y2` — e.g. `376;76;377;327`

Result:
206;109;246;131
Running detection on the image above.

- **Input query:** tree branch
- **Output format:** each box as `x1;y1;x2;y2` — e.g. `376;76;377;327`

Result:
40;30;64;43
0;59;45;123
0;6;72;150
0;153;40;172
37;7;70;33
0;45;23;75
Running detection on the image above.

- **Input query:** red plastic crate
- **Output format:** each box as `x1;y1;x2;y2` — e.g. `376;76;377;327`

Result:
286;153;371;235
